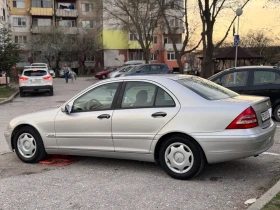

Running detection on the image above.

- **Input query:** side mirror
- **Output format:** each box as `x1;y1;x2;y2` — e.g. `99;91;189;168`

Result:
61;104;71;114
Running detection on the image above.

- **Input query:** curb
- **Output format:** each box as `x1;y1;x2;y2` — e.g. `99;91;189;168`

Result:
0;90;19;105
247;179;280;210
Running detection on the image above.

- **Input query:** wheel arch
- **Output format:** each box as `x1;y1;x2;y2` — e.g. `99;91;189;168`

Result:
153;132;208;164
11;124;41;150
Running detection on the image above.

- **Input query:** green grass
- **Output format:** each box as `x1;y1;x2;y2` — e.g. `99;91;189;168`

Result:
262;192;280;210
0;86;17;99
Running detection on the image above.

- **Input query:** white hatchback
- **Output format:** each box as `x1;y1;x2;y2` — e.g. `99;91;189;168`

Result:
19;68;54;97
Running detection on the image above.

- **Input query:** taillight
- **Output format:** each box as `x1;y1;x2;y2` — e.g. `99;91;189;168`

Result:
43;75;52;81
226;106;258;129
19;76;29;82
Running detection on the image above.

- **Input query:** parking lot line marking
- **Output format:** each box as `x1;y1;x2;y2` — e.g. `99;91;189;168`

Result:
263;152;280;156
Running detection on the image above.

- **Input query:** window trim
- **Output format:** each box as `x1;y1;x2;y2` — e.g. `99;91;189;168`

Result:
115;81;177;110
70;82;122;113
167;51;176;60
13;17;27;27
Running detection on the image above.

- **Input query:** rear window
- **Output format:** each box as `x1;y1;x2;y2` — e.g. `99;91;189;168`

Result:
24;70;47;76
177;77;238;100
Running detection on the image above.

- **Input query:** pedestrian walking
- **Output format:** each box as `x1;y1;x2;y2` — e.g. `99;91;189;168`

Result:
65;68;69;83
69;70;75;83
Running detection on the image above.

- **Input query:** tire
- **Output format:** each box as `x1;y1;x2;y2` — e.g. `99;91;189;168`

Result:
273;105;280;122
19;90;25;97
49;87;54;96
13;126;47;163
101;75;106;80
159;135;205;180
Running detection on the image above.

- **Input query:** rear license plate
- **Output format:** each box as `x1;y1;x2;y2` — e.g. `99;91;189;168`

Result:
261;110;270;122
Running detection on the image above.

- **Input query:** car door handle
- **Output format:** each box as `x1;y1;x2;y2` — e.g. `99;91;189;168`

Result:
97;114;110;119
152;112;167;117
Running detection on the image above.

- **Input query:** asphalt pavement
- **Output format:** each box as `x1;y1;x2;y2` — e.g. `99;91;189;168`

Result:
0;77;280;210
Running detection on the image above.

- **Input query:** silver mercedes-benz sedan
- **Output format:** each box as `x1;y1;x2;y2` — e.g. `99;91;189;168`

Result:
4;75;276;179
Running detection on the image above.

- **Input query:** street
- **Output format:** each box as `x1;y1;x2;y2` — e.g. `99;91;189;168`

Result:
0;77;280;209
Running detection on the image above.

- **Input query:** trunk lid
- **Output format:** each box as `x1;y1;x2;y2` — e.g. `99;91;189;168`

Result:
219;95;272;129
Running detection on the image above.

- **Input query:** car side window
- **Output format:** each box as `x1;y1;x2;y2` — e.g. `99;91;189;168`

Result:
221;71;248;87
155;88;175;107
253;71;280;85
151;65;162;71
138;66;150;73
121;82;156;108
72;83;120;112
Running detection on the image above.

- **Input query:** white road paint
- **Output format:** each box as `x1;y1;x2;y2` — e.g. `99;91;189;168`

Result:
263;152;280;156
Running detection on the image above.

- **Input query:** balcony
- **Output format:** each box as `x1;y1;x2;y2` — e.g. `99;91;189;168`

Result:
30;0;53;16
164;43;184;51
31;26;53;33
56;9;78;17
57;27;78;34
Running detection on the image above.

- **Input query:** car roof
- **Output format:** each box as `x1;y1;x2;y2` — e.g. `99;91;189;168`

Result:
224;66;280;71
23;68;49;71
108;74;192;82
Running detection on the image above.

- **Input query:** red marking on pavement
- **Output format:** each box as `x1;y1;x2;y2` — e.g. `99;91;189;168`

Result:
39;155;82;167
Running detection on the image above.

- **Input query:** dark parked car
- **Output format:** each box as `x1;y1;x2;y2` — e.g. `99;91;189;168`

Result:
120;64;173;77
209;66;280;121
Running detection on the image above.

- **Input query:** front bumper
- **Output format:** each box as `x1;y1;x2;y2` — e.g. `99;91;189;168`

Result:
95;75;102;79
194;122;276;164
4;128;13;151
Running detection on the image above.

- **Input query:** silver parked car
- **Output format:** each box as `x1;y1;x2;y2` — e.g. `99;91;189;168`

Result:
107;65;139;78
4;75;276;179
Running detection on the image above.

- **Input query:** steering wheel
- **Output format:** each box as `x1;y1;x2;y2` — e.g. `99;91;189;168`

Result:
85;99;102;111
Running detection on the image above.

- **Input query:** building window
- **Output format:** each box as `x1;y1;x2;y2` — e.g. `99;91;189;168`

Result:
82;20;94;29
15;36;27;44
86;55;95;62
33;18;51;26
170;18;179;27
167;52;176;60
153;36;158;44
129;33;137;41
13;0;25;8
32;0;52;8
58;20;75;27
13;17;26;26
129;51;143;60
151;54;157;61
82;4;93;12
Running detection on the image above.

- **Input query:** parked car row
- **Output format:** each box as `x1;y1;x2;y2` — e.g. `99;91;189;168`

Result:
96;63;173;79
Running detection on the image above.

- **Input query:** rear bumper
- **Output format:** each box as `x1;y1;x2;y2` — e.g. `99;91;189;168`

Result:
193;122;276;164
20;85;52;92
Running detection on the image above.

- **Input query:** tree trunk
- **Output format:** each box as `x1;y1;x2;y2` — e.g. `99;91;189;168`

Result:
5;71;8;88
143;48;150;64
201;47;214;78
176;55;184;74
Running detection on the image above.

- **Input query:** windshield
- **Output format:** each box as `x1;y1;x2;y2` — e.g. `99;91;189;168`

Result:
176;77;238;100
24;70;47;76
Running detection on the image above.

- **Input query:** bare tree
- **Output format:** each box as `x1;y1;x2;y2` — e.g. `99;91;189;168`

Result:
30;28;71;70
157;0;201;73
198;0;251;78
103;0;163;63
71;34;104;74
241;29;280;64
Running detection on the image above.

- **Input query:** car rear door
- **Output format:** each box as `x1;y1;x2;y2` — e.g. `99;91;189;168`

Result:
247;69;280;107
111;80;180;153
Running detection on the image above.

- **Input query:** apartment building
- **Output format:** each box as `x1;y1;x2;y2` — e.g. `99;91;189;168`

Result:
9;0;184;71
96;0;185;71
9;0;96;69
0;0;9;27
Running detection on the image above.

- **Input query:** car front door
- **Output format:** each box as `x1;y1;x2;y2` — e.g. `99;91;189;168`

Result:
215;70;250;94
112;81;180;153
54;82;121;151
